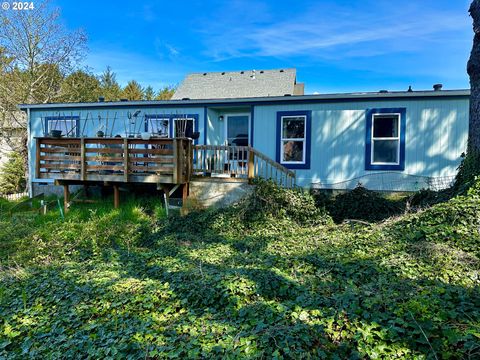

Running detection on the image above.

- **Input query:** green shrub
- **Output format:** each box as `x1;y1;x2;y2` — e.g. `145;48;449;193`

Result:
245;179;331;226
164;179;332;242
390;177;480;257
407;188;452;209
0;152;26;194
453;151;480;195
315;185;406;223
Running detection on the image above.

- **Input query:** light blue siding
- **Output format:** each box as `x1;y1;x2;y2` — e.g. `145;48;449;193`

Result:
26;97;469;191
28;106;205;185
253;98;468;189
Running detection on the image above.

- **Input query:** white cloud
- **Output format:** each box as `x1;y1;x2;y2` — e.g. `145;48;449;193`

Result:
199;3;470;61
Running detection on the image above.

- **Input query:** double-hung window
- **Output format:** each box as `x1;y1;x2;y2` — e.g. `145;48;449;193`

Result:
276;111;311;169
365;108;406;170
45;116;79;137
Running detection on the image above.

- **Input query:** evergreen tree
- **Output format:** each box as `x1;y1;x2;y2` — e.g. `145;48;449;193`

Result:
0;152;26;194
155;85;176;100
121;80;144;101
99;66;122;101
144;85;155;100
59;69;101;102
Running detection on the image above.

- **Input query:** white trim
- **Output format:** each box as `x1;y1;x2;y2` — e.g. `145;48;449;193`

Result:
224;113;251;146
280;115;307;165
147;117;170;137
46;118;78;137
173;117;195;137
370;113;401;166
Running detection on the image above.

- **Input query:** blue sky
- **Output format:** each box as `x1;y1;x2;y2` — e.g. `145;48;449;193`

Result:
53;0;473;94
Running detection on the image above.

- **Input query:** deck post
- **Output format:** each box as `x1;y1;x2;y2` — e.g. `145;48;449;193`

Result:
185;140;192;181
63;184;70;213
80;137;86;181
123;138;129;182
247;148;255;183
113;184;120;208
182;183;188;203
172;139;178;183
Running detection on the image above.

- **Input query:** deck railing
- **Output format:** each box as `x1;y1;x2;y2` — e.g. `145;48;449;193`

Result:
193;145;296;188
35;137;193;184
35;139;295;188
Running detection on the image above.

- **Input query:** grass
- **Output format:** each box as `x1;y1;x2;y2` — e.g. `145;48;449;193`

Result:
0;183;479;359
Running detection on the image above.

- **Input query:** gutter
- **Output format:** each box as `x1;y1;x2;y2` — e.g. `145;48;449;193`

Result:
18;89;471;111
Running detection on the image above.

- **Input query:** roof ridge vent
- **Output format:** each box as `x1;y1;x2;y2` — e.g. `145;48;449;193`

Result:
433;83;443;91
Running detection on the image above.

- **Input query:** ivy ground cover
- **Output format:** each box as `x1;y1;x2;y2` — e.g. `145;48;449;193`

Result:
0;184;479;359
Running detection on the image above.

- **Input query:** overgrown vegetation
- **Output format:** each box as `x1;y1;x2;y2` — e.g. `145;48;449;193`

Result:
0;152;26;194
0;180;479;358
313;185;406;223
453;151;480;195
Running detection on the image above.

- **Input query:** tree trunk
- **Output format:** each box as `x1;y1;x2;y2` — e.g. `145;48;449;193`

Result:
452;1;480;191
468;0;480;154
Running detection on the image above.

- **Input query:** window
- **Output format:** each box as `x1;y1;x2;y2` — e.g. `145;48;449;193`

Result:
45;116;79;137
145;114;199;142
173;118;195;138
276;111;311;169
226;115;249;147
365;108;406;170
147;117;170;137
281;116;306;163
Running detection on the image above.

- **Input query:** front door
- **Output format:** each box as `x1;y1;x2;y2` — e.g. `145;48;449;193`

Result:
225;114;250;174
225;114;249;147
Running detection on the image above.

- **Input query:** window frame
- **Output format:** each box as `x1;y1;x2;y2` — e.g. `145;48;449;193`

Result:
224;113;251;147
172;117;196;138
144;114;199;144
365;108;406;171
276;110;311;169
146;116;171;137
45;116;80;137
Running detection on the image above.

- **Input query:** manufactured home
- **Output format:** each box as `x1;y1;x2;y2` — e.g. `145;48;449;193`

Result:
19;69;469;203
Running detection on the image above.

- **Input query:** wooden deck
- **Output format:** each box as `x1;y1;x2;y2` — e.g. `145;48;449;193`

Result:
34;137;296;210
35;137;193;184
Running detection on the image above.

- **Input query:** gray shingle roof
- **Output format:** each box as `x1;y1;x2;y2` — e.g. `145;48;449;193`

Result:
172;68;299;99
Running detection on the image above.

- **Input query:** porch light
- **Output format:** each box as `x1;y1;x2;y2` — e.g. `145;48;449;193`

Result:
219;115;224;121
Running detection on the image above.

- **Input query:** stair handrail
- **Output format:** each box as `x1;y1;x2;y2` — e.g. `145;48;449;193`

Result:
192;144;296;187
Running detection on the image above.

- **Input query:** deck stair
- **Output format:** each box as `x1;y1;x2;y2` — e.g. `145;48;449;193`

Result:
192;145;296;188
